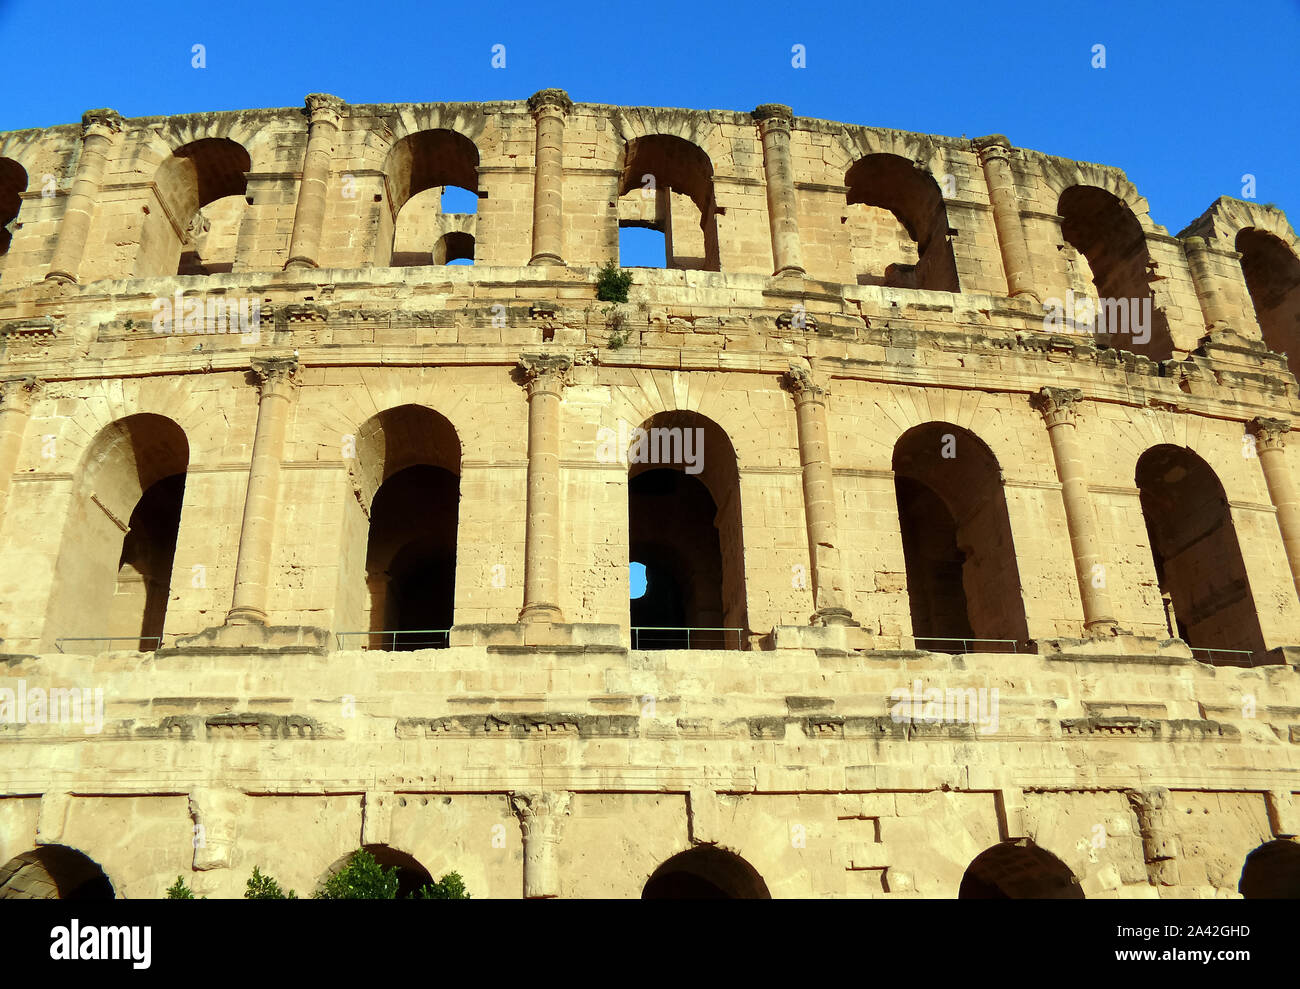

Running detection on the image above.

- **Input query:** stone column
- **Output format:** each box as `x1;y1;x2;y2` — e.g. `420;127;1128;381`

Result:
226;357;298;625
517;354;570;624
285;94;346;270
527;89;572;266
1183;236;1239;333
45;109;123;284
510;790;571;898
1248;417;1300;600
753;104;806;278
973;135;1038;302
0;377;41;524
784;365;853;624
1030;387;1119;635
1127;786;1180;887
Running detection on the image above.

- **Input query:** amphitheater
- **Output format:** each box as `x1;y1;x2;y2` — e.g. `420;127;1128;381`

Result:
0;90;1298;899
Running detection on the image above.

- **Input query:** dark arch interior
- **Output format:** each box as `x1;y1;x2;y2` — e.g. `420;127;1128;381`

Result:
620;134;718;271
435;230;474;265
959;842;1084;899
1239;839;1300;898
642;845;770;899
0;156;27;256
845;153;958;292
1058;185;1172;359
893;423;1027;650
1236;228;1300;378
117;472;186;649
367;464;459;650
0;845;115;900
1136;444;1266;661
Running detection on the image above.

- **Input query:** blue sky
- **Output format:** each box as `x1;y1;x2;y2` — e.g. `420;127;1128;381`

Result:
1;0;1296;235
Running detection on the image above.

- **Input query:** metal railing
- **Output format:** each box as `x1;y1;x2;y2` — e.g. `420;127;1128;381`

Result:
1190;646;1258;667
335;629;451;651
913;636;1019;655
630;627;743;650
54;636;163;653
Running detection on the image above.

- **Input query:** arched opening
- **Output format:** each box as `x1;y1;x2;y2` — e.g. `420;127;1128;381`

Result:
619;135;718;271
1058;185;1172;360
352;405;461;650
627;411;746;649
319;844;434;899
0;845;115;899
844;153;958;292
892;423;1028;651
0;156;28;258
1236;229;1300;377
959;842;1084;899
44;414;189;652
138;137;251;277
381;130;480;267
1239;839;1300;898
1135;445;1265;662
642;846;770;899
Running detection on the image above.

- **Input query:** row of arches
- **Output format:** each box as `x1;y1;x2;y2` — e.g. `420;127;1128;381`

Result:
4;837;1296;898
2;131;1295;366
41;406;1270;661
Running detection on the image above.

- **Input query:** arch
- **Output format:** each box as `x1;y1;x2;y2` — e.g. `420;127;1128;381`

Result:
318;844;434;899
380;129;480;267
0;845;115;899
1135;444;1265;661
1236;228;1300;376
44;414;189;651
642;845;770;899
351;405;461;650
892;422;1028;650
958;842;1084;899
845;153;958;292
1058;185;1173;360
137;137;251;277
0;156;27;257
1239;839;1300;899
619;134;718;271
626;410;746;648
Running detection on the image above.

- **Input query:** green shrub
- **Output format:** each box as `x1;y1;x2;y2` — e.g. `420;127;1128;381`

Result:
165;876;197;899
313;849;399;900
595;260;632;303
245;865;297;899
414;872;470;899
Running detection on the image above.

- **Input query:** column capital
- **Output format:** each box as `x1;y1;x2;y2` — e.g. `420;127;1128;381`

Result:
527;88;573;117
250;356;299;396
511;789;572;898
81;108;123;139
783;364;829;402
304;93;347;127
1029;386;1085;427
0;376;43;413
1249;415;1291;450
517;352;572;393
972;133;1012;162
753;103;795;129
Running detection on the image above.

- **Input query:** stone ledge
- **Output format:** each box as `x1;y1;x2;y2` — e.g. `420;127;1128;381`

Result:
162;624;331;656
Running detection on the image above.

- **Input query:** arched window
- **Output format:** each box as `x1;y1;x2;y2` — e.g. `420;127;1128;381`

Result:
1239;839;1300;898
627;411;746;649
1236;229;1300;377
959;842;1084;899
139;138;251;277
618;135;718;271
1135;445;1266;662
348;405;461;650
1058;185;1172;359
44;414;189;652
0;156;27;259
892;423;1027;652
381;130;479;267
844;153;958;292
642;846;770;899
0;845;115;899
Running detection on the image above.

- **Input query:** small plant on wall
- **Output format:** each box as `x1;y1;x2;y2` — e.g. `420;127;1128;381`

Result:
595;260;632;303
